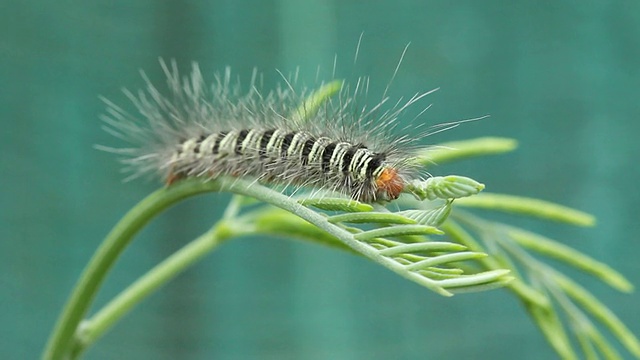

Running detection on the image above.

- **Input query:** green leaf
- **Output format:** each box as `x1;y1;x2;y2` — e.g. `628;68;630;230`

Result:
455;193;595;226
505;225;633;292
525;300;578;360
549;282;623;360
252;208;353;252
437;269;512;289
406;176;485;201
328;212;417;225
552;270;640;358
292;80;343;123
405;252;487;270
417;137;518;165
446;276;516;294
397;200;452;226
588;327;623;360
299;197;374;212
378;242;467;256
219;179;510;297
354;225;444;241
443;219;552;307
574;329;599;360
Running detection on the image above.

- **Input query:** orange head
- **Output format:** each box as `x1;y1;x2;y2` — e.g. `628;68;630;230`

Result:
375;167;405;201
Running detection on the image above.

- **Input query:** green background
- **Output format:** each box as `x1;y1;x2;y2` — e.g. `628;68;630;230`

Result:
2;1;639;359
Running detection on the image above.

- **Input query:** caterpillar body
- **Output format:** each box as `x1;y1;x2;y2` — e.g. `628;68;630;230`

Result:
168;128;404;202
101;60;442;202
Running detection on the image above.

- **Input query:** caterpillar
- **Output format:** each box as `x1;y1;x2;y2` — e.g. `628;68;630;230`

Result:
100;59;451;202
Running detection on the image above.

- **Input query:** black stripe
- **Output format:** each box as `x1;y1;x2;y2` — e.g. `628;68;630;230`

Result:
366;153;386;177
280;132;296;156
301;137;316;165
212;132;227;154
235;130;249;155
342;144;366;174
259;129;275;158
322;142;338;173
193;135;206;154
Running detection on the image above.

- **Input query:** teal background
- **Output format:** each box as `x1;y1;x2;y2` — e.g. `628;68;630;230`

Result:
2;1;639;359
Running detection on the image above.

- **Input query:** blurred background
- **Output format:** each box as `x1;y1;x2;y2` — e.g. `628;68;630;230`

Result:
2;1;639;359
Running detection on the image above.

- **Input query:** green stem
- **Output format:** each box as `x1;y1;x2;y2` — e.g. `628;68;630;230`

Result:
69;222;232;358
44;80;345;359
42;179;224;360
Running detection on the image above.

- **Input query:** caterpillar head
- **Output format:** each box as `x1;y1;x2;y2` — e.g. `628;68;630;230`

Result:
375;167;405;201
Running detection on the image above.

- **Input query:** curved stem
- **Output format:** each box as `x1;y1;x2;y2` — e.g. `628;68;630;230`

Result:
69;223;232;358
44;80;346;359
43;179;224;360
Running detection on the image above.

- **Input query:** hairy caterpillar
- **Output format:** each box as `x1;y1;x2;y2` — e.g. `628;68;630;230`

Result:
100;58;456;202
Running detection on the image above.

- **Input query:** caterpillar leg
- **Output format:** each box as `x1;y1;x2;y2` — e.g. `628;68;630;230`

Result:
166;171;185;186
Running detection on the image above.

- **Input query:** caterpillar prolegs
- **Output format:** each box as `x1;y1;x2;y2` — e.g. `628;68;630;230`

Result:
100;60;440;202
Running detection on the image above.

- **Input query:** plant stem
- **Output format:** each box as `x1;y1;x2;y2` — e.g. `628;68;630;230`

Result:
42;179;224;360
69;223;232;358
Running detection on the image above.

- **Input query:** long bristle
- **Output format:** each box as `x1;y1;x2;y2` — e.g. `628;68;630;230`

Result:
99;59;453;202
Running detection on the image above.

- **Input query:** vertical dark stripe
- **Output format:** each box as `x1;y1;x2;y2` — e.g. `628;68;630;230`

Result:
235;130;249;155
301;137;316;165
212;131;227;154
321;142;338;173
342;144;365;174
366;153;386;176
352;149;371;178
280;132;296;156
259;129;275;158
193;135;206;154
243;129;262;154
287;132;307;157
